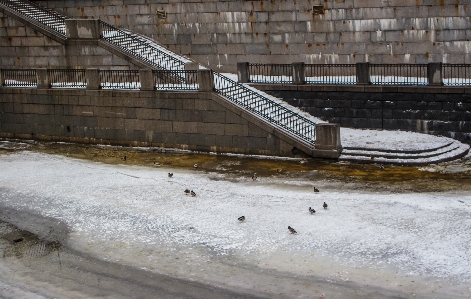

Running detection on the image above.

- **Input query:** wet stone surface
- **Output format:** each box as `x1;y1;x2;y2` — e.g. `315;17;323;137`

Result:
1;139;470;193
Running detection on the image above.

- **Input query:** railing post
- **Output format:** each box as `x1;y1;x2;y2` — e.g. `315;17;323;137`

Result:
185;62;198;84
356;62;370;85
86;68;100;90
315;123;342;150
36;68;50;89
198;69;214;92
140;69;154;91
292;62;305;85
0;69;3;87
65;19;101;39
237;62;250;83
427;62;443;86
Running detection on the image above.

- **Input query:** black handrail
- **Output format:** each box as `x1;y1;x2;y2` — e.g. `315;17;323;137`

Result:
2;69;37;87
100;21;187;71
370;64;427;85
247;63;471;86
443;64;471;86
49;69;86;88
305;64;357;84
0;0;67;36
249;64;292;84
100;70;140;90
214;73;316;145
154;70;198;90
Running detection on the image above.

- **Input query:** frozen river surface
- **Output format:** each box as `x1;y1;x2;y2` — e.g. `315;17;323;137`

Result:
1;151;471;298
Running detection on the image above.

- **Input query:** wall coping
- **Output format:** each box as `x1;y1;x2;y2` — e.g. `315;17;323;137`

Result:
250;83;470;94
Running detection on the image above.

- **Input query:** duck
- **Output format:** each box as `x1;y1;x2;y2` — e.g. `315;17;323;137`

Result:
309;207;316;214
300;158;308;164
313;187;320;193
288;226;297;234
190;190;196;197
184;189;191;195
323;202;328;209
168;173;173;178
193;164;198;168
276;168;282;173
252;173;257;181
379;164;384;170
153;161;161;167
121;155;127;161
238;216;245;222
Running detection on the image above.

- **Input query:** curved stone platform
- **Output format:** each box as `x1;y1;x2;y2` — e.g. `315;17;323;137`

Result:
340;128;470;165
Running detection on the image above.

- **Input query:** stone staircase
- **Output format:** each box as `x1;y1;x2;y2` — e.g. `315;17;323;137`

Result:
340;140;469;165
1;0;341;159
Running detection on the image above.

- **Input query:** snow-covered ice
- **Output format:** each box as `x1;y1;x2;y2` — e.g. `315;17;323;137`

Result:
1;150;471;298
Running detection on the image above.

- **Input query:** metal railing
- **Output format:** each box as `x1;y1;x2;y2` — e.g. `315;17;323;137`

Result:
2;69;37;87
154;70;198;90
1;68;203;90
100;21;188;71
305;64;356;84
100;70;140;90
0;0;67;36
249;64;292;84
370;64;427;85
244;63;471;86
49;69;86;88
443;64;471;86
214;72;316;145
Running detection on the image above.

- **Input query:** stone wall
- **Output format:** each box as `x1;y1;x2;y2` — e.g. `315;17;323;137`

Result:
0;10;136;69
0;87;297;156
261;85;471;144
34;0;471;72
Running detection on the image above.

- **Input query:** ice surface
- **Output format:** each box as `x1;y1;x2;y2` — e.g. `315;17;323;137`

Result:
1;151;470;298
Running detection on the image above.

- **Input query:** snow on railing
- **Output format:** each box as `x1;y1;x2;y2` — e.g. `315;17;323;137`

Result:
249;64;292;84
443;64;471;86
2;69;37;87
100;69;140;90
49;69;86;88
245;63;471;86
0;0;67;36
305;64;357;84
100;21;189;71
214;72;316;145
369;64;427;85
1;68;201;90
154;70;198;91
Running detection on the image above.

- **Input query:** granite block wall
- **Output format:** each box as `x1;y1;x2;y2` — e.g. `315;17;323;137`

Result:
265;87;471;144
0;88;295;156
33;0;471;72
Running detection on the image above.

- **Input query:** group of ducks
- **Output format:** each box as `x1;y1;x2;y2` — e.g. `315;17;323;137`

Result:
238;186;328;235
164;162;329;235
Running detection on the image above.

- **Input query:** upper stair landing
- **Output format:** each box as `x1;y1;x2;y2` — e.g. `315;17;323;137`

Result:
0;0;67;42
99;22;191;71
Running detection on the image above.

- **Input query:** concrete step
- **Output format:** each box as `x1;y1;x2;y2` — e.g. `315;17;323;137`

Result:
340;140;470;165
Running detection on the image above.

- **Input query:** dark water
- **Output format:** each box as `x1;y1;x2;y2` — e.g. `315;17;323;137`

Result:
1;139;470;193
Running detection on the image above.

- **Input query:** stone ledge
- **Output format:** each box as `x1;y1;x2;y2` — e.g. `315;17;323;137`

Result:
250;83;470;94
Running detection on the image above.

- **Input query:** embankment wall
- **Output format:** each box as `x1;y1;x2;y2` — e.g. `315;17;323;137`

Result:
0;87;297;156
